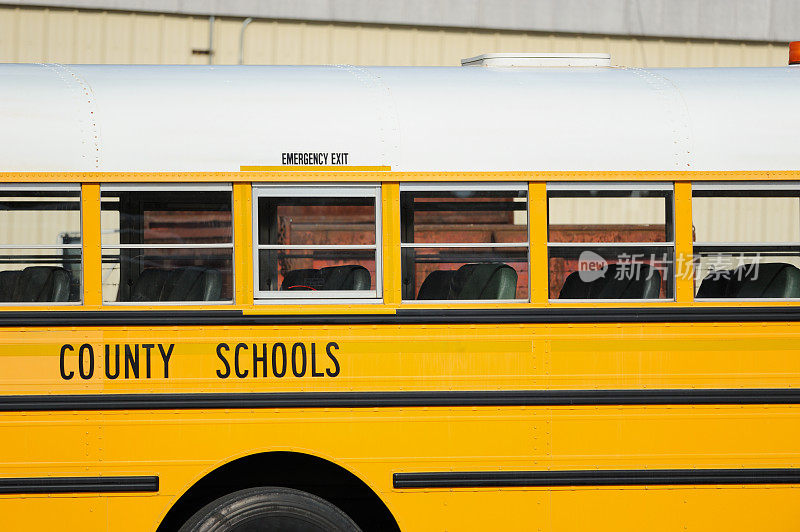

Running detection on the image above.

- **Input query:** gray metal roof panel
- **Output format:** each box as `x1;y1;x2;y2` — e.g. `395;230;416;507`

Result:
6;0;799;43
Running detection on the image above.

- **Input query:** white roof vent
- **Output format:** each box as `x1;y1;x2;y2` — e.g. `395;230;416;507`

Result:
461;52;611;67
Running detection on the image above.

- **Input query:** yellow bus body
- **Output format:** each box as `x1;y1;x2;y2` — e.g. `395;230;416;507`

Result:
0;172;799;530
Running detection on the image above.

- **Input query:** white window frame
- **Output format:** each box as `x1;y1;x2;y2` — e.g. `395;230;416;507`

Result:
547;181;675;303
399;182;530;303
252;184;382;303
693;181;800;301
100;183;235;305
0;184;82;306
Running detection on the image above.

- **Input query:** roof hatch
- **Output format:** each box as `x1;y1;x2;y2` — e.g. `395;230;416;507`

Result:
461;52;611;67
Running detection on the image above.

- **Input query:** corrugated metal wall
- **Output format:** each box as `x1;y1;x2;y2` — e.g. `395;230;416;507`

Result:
0;6;790;67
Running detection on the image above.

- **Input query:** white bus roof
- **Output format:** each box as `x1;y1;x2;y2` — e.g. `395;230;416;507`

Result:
0;63;798;173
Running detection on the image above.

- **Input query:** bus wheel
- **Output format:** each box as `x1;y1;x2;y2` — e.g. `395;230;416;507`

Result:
178;487;362;532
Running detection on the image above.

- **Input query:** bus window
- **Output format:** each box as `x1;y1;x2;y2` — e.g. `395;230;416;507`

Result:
548;183;674;300
0;185;81;303
100;185;233;303
253;185;380;300
693;184;800;299
400;184;528;301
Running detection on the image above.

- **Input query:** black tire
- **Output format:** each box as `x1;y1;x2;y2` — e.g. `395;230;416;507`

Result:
178;487;362;532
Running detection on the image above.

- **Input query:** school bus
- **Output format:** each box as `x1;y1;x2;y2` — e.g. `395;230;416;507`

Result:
1;52;800;531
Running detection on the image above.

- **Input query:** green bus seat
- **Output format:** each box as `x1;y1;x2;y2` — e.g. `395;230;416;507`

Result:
131;267;222;302
167;267;222;301
131;269;171;301
697;262;800;298
321;265;371;291
559;263;661;299
453;263;518;300
0;270;21;301
280;265;371;291
558;270;598;299
695;271;732;298
0;267;71;303
416;263;518;300
417;270;456;300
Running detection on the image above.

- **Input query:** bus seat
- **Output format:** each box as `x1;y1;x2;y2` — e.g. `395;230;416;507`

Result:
5;266;71;302
417;270;456;300
558;270;599;299
559;263;661;299
0;270;21;301
281;269;326;291
320;265;371;291
416;263;517;300
696;263;800;298
596;263;661;299
131;269;171;302
695;271;732;298
280;265;371;291
131;267;222;302
735;263;800;298
453;263;518;299
166;267;222;301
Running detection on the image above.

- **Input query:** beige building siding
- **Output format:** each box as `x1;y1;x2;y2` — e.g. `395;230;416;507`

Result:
0;6;790;67
550;197;800;243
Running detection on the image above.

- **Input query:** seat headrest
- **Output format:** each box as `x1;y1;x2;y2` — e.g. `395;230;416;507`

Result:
166;266;223;301
281;269;326;291
0;270;21;302
559;263;661;299
417;270;456;300
131;267;222;302
596;263;661;299
12;266;71;302
280;265;371;291
453;263;518;300
697;262;800;299
695;270;732;298
734;262;800;298
416;263;518;300
320;265;371;291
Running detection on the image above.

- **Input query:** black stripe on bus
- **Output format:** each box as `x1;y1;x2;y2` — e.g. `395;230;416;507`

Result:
395;306;800;324
1;306;800;326
0;475;158;494
392;468;800;489
2;388;800;412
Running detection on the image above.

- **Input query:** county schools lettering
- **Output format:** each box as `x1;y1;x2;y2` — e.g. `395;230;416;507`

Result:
57;341;340;380
216;341;340;379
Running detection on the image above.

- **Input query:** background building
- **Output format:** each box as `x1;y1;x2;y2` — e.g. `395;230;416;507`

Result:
0;0;797;67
